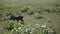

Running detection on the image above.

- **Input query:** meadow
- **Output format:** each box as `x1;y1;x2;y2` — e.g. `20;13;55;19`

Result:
0;3;60;34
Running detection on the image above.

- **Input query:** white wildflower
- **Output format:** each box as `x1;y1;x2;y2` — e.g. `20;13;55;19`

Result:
30;31;33;34
41;25;46;27
51;31;54;33
25;29;28;32
18;27;21;30
11;29;14;32
31;29;35;31
16;30;18;32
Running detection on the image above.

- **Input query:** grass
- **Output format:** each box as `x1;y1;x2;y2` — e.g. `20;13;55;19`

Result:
0;3;60;34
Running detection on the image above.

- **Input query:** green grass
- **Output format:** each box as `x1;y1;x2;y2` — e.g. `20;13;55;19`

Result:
0;3;60;34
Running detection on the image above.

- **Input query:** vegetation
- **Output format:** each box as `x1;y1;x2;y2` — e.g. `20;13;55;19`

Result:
0;3;60;34
4;21;57;34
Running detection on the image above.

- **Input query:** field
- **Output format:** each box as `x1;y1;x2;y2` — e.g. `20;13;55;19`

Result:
0;3;60;34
